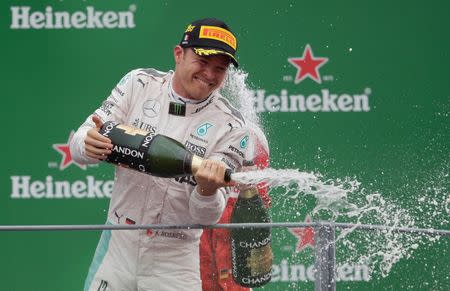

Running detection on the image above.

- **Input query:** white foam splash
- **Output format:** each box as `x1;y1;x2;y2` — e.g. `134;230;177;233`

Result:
220;66;448;281
232;168;360;220
232;168;426;277
221;67;260;126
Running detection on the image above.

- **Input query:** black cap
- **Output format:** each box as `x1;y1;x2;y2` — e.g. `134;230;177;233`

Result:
179;18;238;67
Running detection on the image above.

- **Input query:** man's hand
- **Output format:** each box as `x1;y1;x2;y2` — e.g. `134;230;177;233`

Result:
85;115;113;160
195;159;230;196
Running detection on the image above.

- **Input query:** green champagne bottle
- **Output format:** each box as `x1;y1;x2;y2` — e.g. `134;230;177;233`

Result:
98;121;232;181
231;187;273;287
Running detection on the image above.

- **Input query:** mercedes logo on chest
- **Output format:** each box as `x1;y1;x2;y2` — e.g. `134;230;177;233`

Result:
143;99;161;118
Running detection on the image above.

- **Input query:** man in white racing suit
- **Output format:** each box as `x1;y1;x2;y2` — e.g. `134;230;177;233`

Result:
70;18;254;291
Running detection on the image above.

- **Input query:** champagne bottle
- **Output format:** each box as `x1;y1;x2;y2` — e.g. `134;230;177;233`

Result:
231;187;273;287
98;121;232;181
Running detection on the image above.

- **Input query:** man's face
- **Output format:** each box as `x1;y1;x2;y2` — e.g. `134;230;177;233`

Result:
172;46;230;101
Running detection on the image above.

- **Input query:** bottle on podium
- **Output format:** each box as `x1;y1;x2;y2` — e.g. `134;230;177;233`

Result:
231;183;273;287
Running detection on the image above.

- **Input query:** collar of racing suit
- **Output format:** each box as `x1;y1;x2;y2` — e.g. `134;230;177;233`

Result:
167;75;217;115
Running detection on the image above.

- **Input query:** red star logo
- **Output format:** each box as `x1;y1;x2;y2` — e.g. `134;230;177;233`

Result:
288;44;328;84
288;215;315;252
53;131;86;170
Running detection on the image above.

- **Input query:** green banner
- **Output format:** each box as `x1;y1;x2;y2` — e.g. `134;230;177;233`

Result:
1;1;449;290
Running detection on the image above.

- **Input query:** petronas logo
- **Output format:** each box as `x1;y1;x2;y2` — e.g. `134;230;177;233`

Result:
240;135;249;149
196;123;213;136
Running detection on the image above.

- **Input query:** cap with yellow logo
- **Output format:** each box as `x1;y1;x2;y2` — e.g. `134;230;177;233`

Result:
179;18;238;67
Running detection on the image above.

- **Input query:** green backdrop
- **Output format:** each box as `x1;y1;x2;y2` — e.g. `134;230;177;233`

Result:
1;0;449;290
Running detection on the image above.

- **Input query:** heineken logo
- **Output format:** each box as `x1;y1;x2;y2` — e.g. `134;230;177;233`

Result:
252;88;371;113
272;260;370;282
10;176;113;199
10;5;136;30
255;44;372;113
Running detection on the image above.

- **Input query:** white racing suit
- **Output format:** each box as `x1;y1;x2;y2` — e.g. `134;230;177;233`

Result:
70;69;253;291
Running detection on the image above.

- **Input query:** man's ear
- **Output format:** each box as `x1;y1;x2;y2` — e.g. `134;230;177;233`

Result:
173;45;183;64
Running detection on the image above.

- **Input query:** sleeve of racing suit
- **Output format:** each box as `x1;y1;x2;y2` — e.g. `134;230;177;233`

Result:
189;187;226;225
70;71;134;164
189;125;251;225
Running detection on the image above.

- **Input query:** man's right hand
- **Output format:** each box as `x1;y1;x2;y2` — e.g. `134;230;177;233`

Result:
84;115;113;160
195;159;231;197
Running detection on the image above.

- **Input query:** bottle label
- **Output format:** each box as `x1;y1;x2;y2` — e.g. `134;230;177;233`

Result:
116;124;150;136
99;121;156;173
231;235;273;287
139;132;157;152
247;244;273;276
241;272;272;287
100;121;119;138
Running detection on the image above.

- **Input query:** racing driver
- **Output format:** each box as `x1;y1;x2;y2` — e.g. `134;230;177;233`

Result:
70;18;256;291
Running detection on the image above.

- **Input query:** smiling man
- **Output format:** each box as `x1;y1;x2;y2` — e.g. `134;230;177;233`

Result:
70;18;259;291
173;18;238;101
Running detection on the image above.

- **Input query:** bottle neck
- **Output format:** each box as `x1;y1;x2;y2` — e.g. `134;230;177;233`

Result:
190;155;203;175
240;188;259;199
